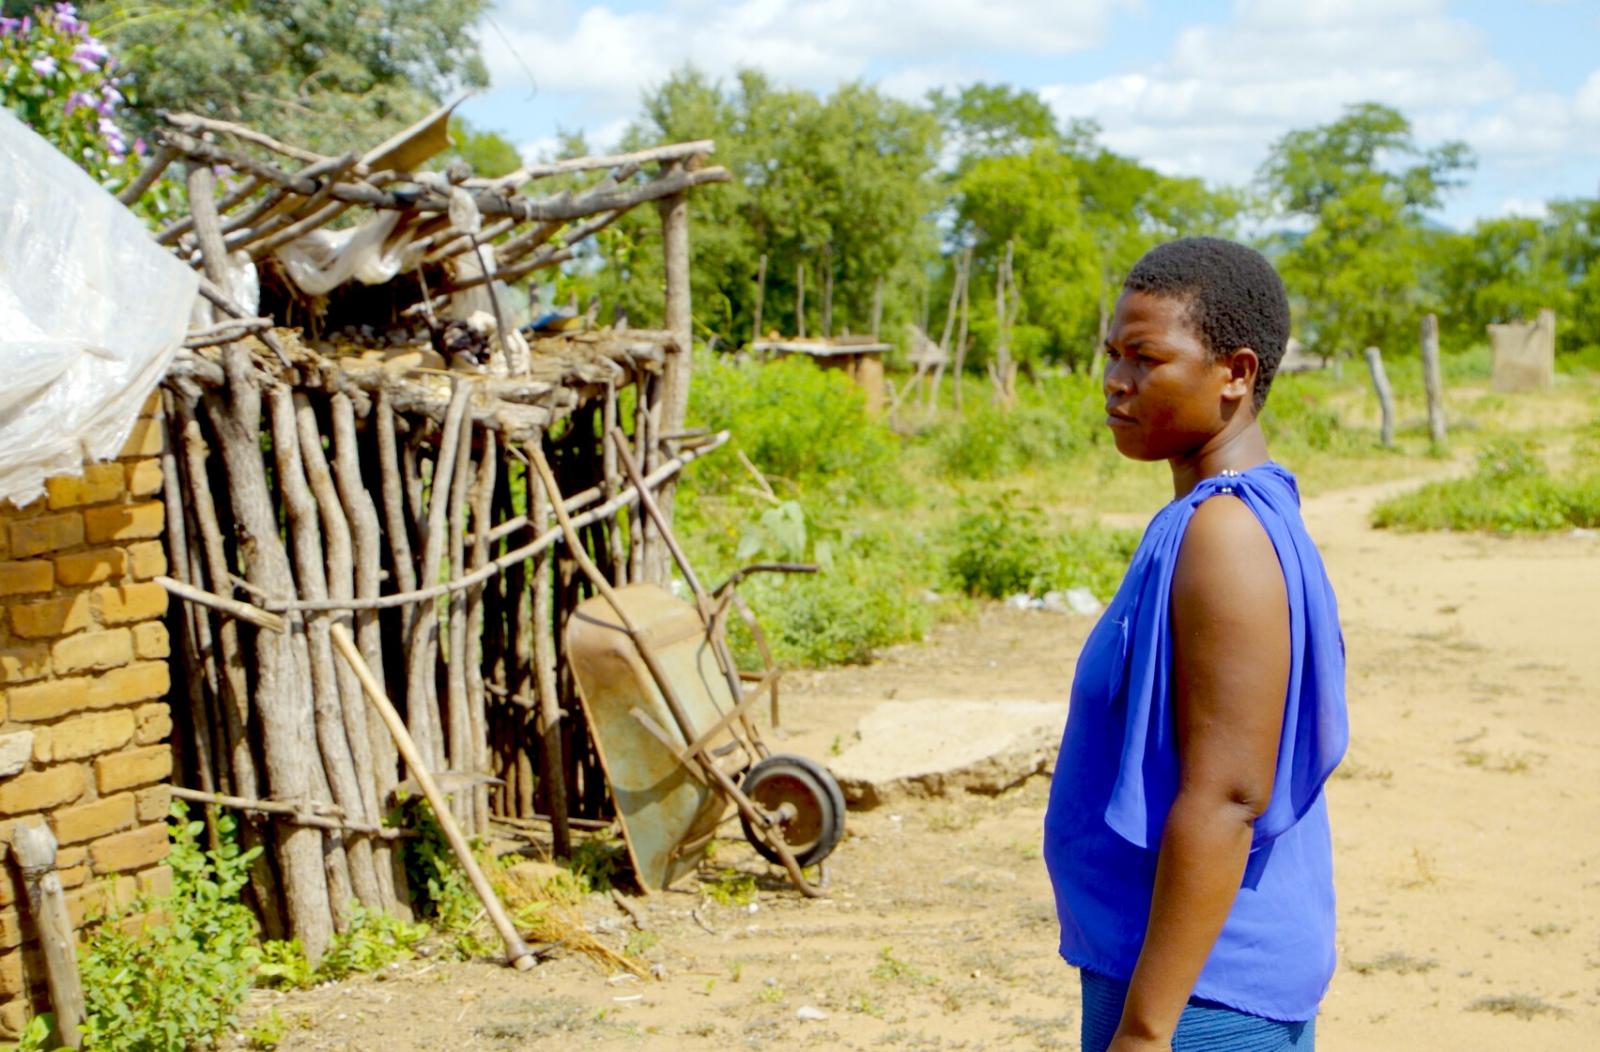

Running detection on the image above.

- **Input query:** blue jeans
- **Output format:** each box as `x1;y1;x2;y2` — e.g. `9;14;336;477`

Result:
1080;969;1316;1051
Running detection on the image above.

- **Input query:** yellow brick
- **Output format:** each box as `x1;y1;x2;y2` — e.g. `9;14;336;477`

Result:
83;502;163;544
126;540;166;580
133;702;172;746
89;662;169;709
0;764;86;815
92;582;168;626
0;999;24;1040
8;512;84;558
7;676;92;721
117;417;164;459
0;872;15;909
135;783;171;822
0;948;22;997
9;592;92;639
51;628;133;675
0;910;19;949
132;621;170;660
140;391;162;418
137;863;173;900
54;547;127;587
0;644;51;685
90;823;169;875
0;522;8;559
56;846;86;868
0;691;6;724
0;560;53;597
42;710;134;762
95;744;171;794
124;459;164;499
58;863;90;889
52;793;136;845
45;462;125;510
30;727;49;763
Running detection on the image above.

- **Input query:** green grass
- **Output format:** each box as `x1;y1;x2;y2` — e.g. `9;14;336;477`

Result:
1372;437;1600;533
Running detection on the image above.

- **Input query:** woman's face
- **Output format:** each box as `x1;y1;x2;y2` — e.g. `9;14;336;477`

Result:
1101;290;1251;462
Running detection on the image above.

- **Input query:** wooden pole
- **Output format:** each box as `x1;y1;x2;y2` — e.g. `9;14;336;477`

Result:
952;248;971;415
821;244;834;339
752;253;768;344
795;262;807;339
330;624;538;971
656;178;692;585
209;345;333;962
1364;345;1396;448
1420;313;1447;447
12;820;84;1048
527;439;572;856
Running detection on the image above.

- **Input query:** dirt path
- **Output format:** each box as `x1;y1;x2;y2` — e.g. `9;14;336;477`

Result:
248;476;1600;1051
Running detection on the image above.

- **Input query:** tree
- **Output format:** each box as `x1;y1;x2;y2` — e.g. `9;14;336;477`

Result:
81;0;489;154
953;146;1100;369
582;67;941;347
1434;217;1572;351
1259;102;1473;358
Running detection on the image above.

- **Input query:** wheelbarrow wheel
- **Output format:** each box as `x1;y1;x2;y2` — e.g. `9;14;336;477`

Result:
738;753;846;869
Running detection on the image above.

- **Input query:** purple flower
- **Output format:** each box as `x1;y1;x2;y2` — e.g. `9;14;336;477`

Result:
53;3;85;35
64;90;94;115
31;55;58;77
71;40;108;71
0;16;22;36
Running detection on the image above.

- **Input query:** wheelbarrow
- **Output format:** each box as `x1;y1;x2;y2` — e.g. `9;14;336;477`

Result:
531;434;846;898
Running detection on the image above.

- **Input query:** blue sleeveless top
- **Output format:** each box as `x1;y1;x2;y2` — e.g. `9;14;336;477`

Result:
1043;462;1348;1023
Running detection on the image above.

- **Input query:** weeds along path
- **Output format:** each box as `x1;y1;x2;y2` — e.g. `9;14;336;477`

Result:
242;474;1599;1051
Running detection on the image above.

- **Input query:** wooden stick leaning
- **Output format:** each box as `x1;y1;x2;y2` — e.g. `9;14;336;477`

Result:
329;624;539;971
12;820;85;1049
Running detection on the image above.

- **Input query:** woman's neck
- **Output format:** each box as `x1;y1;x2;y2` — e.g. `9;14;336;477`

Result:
1168;419;1271;499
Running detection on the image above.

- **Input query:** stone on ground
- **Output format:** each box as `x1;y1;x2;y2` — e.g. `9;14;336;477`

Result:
829;699;1064;808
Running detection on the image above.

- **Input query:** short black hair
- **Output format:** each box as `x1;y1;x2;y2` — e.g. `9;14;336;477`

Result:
1122;237;1290;412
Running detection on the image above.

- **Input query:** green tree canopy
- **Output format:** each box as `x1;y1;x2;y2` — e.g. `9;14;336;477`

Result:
81;0;489;154
1260;102;1474;358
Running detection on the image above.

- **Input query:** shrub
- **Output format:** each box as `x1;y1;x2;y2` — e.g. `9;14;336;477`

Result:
1372;437;1600;532
931;373;1103;479
743;553;932;666
946;495;1137;601
1260;382;1360;453
66;805;261;1052
688;352;902;500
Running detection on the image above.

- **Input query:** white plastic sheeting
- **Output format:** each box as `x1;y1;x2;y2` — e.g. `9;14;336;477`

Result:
0;109;197;507
272;210;425;295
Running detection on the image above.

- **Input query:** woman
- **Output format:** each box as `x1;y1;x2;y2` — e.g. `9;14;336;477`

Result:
1043;237;1348;1052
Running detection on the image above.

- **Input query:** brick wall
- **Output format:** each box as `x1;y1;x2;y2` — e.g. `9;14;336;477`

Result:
0;393;175;1037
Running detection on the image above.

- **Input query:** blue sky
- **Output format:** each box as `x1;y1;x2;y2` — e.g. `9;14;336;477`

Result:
460;0;1600;229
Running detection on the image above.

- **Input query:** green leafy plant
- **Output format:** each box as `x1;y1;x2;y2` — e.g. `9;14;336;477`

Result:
73;803;262;1051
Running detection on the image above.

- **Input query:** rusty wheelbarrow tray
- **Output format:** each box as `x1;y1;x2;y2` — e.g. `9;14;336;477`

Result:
531;433;846;897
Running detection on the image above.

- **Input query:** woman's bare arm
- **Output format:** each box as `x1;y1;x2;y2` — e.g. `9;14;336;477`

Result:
1110;495;1291;1051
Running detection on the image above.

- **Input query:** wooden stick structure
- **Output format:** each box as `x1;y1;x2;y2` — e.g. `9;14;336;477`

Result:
118;107;730;954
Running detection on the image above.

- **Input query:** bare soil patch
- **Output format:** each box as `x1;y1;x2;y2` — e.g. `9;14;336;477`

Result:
242;476;1600;1051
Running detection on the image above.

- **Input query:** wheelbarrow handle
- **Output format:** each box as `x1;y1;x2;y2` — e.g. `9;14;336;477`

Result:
713;562;819;598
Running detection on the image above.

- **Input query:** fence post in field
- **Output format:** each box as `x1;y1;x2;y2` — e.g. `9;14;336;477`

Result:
1364;345;1396;447
1420;313;1447;447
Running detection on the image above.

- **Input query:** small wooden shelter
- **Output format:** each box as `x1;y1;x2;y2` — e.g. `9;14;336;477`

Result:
748;336;889;413
121;100;728;961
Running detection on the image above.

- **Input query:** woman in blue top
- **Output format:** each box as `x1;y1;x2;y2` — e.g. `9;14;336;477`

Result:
1043;237;1348;1052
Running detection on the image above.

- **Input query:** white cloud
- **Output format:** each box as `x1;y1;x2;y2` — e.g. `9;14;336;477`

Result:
1039;0;1598;194
1498;197;1551;218
481;0;1135;110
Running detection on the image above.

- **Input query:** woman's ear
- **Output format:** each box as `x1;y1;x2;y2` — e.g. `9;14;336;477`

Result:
1222;348;1259;405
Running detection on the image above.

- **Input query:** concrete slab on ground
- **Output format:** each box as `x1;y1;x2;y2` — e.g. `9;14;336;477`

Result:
829;699;1065;808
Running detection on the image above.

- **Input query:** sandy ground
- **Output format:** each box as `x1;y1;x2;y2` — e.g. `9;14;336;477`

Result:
243;474;1600;1051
